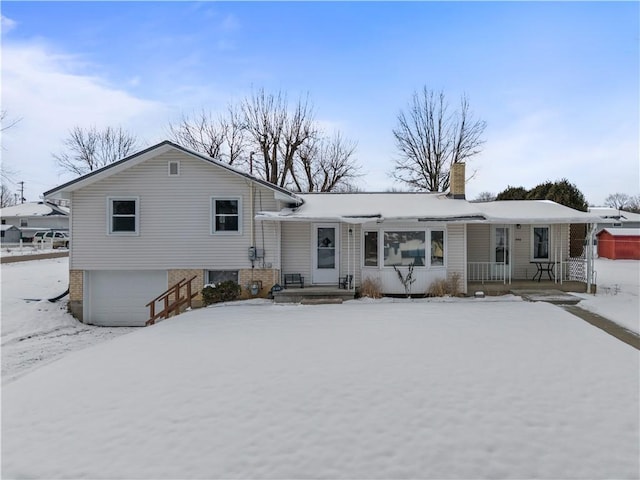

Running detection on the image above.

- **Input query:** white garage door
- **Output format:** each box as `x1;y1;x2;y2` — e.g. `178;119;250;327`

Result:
85;270;168;326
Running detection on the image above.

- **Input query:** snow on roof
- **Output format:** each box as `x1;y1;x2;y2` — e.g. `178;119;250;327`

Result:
0;202;69;218
597;228;640;237
588;207;640;222
0;224;20;231
257;193;603;224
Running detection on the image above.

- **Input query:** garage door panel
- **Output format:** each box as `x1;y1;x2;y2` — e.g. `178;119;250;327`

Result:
86;271;167;326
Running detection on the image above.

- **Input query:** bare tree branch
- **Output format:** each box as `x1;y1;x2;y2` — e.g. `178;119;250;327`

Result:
294;131;361;192
53;126;138;177
168;88;359;192
392;87;486;192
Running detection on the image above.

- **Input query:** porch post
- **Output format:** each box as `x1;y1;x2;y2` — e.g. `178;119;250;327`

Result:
586;223;596;293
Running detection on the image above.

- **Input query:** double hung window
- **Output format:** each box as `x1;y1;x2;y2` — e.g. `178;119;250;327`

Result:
108;197;139;235
212;198;241;234
532;226;550;260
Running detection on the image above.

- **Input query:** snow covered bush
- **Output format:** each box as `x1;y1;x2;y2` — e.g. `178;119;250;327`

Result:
202;281;241;306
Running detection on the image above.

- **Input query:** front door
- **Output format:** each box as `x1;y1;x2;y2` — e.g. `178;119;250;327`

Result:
491;226;511;279
312;224;339;284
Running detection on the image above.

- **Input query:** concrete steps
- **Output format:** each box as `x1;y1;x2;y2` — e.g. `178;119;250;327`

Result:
273;287;355;304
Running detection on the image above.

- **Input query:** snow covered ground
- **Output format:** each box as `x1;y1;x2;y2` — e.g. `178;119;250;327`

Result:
576;258;640;333
0;244;64;257
1;257;638;479
1;258;135;383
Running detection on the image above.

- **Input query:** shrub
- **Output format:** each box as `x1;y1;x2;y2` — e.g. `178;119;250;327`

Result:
359;277;383;299
202;281;241;306
427;272;462;297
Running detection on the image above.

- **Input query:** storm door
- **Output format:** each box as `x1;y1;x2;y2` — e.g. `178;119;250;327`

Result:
312;224;339;284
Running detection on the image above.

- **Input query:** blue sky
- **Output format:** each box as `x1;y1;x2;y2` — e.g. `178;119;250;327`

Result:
2;1;638;204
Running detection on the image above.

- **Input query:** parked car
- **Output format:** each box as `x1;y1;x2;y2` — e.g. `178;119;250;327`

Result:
33;230;70;249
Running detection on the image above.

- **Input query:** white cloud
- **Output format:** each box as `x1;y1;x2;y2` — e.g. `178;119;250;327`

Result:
466;108;639;205
1;41;170;200
1;15;17;34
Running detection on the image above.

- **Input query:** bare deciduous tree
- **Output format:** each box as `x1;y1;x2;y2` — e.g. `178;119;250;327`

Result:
168;106;247;167
168;88;360;192
604;193;631;210
392;87;486;192
53;126;138;176
296;132;360;192
604;192;640;213
472;191;496;202
1;110;21;132
0;183;16;207
241;88;318;188
1;110;21;183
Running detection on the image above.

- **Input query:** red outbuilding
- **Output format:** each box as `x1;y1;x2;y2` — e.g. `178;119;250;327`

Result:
596;228;640;260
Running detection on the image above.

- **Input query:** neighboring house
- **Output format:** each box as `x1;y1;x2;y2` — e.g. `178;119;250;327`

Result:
45;141;604;327
0;224;22;244
0;201;70;240
596;228;640;260
589;207;640;231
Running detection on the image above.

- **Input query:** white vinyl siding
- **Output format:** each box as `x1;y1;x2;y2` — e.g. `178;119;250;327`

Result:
70;151;280;270
280;222;311;283
466;224;490;262
446;224;466;293
340;224;361;286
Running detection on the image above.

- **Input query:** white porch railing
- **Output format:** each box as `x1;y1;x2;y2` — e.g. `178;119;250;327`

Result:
467;262;511;284
468;257;587;284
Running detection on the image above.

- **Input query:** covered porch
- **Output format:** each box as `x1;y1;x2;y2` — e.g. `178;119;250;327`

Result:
465;222;595;294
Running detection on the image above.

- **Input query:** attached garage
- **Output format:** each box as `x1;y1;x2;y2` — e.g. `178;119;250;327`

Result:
596;228;640;260
84;270;168;326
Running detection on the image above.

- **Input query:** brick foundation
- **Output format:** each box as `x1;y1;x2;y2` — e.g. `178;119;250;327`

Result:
168;269;206;308
238;268;280;298
69;270;84;321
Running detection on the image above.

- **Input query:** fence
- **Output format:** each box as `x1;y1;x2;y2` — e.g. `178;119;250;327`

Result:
1;239;64;254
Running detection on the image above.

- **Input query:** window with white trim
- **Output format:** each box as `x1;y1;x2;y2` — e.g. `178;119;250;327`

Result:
108;197;139;234
364;231;378;267
383;231;426;267
532;226;550;260
430;230;445;266
212;198;241;234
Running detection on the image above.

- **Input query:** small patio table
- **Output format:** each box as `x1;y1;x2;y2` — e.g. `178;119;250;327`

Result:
530;261;555;282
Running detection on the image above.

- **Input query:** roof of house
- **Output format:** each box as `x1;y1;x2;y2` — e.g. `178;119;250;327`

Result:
0;224;20;231
597;228;640;237
588;207;640;222
0;201;70;217
43;141;303;204
256;192;604;224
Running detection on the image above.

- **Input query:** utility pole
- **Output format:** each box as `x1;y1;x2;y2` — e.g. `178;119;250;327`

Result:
18;181;25;203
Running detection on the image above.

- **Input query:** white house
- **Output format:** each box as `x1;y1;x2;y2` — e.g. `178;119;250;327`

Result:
0;201;70;240
45;141;603;327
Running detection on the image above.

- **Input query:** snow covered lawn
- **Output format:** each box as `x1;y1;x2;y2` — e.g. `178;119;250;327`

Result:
1;258;135;382
2;298;638;479
577;258;640;333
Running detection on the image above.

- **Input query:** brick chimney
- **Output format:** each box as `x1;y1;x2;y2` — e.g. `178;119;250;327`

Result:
449;162;466;199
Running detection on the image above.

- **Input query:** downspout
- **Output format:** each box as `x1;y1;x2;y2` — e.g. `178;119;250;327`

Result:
250;183;255;249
